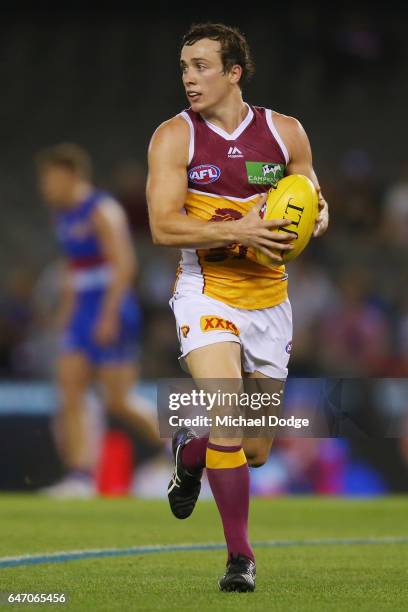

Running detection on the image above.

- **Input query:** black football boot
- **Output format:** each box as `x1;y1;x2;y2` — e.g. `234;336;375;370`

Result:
219;555;256;592
167;427;203;519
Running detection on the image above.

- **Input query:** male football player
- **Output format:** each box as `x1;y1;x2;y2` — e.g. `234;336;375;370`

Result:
147;23;328;591
37;143;162;497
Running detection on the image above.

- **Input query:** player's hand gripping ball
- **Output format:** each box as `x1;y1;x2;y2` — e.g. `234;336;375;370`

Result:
255;174;318;266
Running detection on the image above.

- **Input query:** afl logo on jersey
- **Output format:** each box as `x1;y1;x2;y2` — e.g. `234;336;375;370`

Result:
188;164;221;185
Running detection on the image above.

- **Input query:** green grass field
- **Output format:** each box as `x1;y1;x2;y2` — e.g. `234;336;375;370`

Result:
0;495;407;611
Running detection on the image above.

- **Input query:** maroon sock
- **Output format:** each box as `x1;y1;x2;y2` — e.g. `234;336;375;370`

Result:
206;442;254;562
180;436;209;472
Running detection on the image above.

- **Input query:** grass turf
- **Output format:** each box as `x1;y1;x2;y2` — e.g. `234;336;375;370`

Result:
0;496;407;611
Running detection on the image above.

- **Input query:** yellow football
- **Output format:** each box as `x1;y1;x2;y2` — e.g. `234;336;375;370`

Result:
255;174;318;267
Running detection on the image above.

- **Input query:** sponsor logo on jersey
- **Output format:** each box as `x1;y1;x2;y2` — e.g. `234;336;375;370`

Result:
245;161;285;186
188;164;221;185
200;316;240;336
228;146;243;158
180;325;190;338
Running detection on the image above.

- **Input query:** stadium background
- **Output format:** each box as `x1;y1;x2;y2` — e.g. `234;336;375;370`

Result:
0;3;407;496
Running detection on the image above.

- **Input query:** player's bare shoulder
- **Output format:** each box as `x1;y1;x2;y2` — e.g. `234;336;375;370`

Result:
148;115;190;166
272;111;306;141
272;111;311;161
93;196;127;227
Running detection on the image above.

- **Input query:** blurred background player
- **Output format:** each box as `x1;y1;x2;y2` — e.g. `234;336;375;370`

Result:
36;143;162;497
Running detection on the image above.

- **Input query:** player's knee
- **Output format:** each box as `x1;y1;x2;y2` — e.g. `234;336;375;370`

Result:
245;449;268;467
58;379;87;408
58;368;87;392
250;461;266;468
60;393;86;413
105;396;128;416
244;440;273;468
248;455;268;468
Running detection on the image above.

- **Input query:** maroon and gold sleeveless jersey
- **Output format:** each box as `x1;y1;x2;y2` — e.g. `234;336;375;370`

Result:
175;103;290;310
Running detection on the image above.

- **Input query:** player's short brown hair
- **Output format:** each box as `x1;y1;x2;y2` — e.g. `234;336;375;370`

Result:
35;143;92;180
181;23;255;87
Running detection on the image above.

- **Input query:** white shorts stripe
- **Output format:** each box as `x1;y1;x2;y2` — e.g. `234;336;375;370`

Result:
176;250;204;295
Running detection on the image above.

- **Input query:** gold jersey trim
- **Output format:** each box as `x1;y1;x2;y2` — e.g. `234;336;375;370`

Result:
176;191;288;310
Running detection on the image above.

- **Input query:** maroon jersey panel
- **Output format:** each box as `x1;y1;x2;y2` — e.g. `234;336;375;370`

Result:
184;105;288;199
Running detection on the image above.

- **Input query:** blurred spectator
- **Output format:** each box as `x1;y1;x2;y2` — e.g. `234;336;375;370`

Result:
382;160;408;247
138;246;180;308
398;298;408;365
17;260;64;378
288;259;338;374
111;160;150;236
336;149;382;236
0;268;35;377
141;308;181;379
317;267;390;375
321;9;398;98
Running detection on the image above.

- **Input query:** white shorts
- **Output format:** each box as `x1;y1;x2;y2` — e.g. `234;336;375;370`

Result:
169;292;292;379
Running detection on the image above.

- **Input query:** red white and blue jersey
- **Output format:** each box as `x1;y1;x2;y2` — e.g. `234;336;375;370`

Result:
54;190;113;293
54;190;141;364
175;104;289;310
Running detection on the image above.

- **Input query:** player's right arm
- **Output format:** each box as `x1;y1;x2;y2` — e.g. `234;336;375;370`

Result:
146;118;293;261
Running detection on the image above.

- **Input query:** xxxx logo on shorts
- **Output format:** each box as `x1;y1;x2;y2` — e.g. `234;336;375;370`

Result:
200;316;240;336
180;325;190;338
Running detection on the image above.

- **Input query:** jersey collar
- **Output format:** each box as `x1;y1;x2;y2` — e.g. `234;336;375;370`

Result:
202;103;254;141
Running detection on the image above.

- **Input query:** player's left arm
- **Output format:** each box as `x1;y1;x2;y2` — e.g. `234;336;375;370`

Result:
274;113;329;237
92;199;137;345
